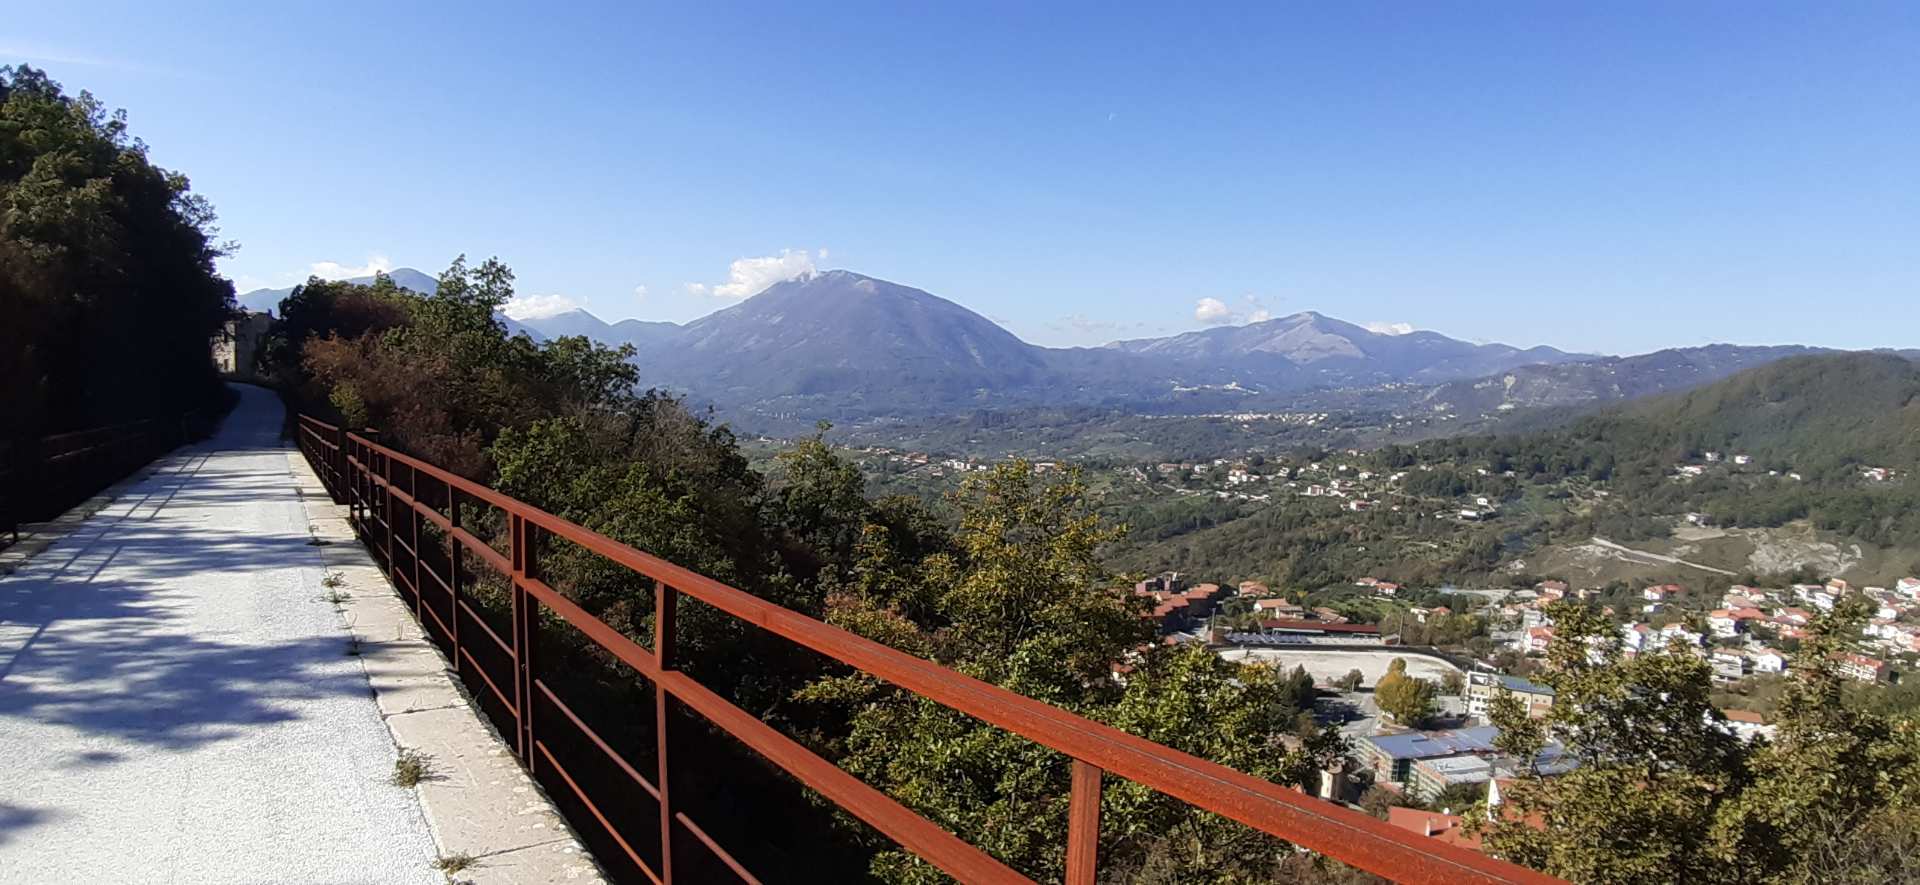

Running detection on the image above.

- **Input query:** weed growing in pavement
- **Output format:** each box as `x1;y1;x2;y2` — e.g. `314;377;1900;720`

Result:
391;748;434;787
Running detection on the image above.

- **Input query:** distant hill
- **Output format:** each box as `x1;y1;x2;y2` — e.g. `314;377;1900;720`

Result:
1597;352;1920;473
1418;344;1831;417
608;318;680;349
635;270;1052;406
1106;311;1584;381
236;267;441;315
1103;352;1920;590
1424;352;1920;482
516;308;612;341
514;309;682;349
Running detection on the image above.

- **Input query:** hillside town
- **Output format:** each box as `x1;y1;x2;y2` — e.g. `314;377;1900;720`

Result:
1124;566;1920;854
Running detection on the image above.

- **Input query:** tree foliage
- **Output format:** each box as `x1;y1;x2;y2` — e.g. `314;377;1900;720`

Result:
1373;658;1437;726
1;65;233;446
796;461;1347;882
1473;598;1920;883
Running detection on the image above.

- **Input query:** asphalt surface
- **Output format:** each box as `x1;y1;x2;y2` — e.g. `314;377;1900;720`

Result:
0;385;440;884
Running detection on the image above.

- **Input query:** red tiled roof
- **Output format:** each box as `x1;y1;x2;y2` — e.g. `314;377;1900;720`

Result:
1386;807;1483;851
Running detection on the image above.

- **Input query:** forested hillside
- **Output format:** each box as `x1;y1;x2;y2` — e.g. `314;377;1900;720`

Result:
1106;353;1920;589
0;66;234;442
1419;353;1920;546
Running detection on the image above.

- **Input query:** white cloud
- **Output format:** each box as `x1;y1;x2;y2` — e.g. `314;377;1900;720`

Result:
501;293;584;320
633;285;649;301
309;254;393;281
1195;295;1279;326
1194;297;1233;324
686;249;823;299
1365;321;1417;336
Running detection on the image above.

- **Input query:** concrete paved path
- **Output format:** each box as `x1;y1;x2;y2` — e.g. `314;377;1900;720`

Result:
0;385;442;884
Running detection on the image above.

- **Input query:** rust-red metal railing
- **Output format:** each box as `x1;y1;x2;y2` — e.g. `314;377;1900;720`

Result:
2;411;221;544
295;413;1560;885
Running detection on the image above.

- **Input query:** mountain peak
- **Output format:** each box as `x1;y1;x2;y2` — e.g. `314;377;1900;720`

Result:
1104;308;1579;378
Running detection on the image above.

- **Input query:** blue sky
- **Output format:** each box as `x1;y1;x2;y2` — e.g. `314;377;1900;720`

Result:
7;2;1918;354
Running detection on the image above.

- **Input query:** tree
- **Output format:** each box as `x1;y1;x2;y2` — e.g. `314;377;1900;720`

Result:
2;65;233;448
1335;669;1365;692
800;461;1349;882
1440;669;1466;696
1374;659;1437;726
281;256;637;477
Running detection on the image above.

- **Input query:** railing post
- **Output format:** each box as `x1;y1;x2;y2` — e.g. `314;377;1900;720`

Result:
655;579;678;883
515;516;538;774
447;480;461;675
333;424;347;502
410;465;423;624
380;448;395;578
1067;759;1102;885
347;435;362;531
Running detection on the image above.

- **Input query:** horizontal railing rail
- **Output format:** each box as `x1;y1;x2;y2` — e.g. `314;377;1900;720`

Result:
295;413;1560;885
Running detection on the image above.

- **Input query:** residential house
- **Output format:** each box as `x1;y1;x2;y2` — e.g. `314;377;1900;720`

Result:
1657;623;1705;648
1836;653;1888;684
1253;598;1304;618
1643;584;1684;603
1311;606;1349;625
1465;671;1555;719
1386;807;1482;852
1775;607;1813;627
1710;649;1749;682
1748;648;1787;674
1719;709;1776;742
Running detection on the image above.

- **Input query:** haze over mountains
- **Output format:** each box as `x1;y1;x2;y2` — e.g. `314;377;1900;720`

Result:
237;267;1881;424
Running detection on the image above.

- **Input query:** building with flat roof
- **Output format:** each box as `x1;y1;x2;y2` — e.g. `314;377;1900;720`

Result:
1359;726;1573;800
1465;670;1555;719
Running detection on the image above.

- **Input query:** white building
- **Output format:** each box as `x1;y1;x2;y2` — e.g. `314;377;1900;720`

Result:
1748;649;1787;674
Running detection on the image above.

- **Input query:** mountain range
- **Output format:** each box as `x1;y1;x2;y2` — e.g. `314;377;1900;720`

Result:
238;267;1867;424
238;268;443;314
1106;311;1583;381
590;270;1603;416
